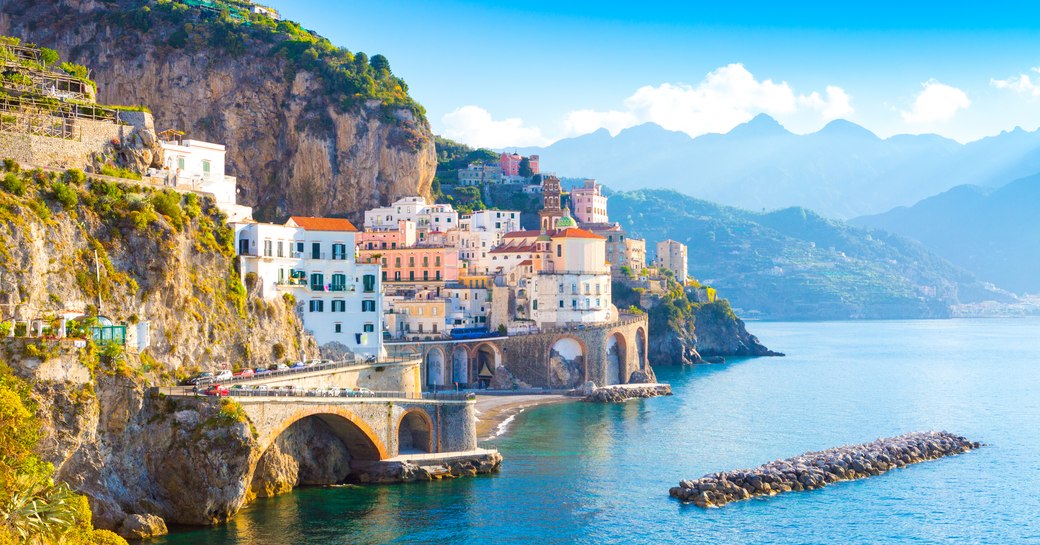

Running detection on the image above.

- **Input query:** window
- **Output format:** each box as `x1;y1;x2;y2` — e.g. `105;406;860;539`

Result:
310;273;324;291
311;242;321;259
436;271;441;280
334;323;342;333
409;256;415;267
277;241;284;257
263;239;272;257
423;256;429;267
433;324;439;333
533;300;538;310
409;271;415;281
558;283;564;293
177;157;185;170
332;243;347;260
309;300;324;312
394;271;401;281
423;270;429;281
395;257;402;267
558;300;564;308
332;300;346;312
382;271;387;282
296;241;304;255
363;274;376;293
435;255;441;266
331;273;347;291
572;299;577;309
362;300;376;312
363;323;374;333
202;159;211;176
432;307;438;316
557;245;562;257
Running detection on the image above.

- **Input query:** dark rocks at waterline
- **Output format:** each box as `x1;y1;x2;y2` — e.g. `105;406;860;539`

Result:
352;451;502;484
584;383;672;403
670;431;981;508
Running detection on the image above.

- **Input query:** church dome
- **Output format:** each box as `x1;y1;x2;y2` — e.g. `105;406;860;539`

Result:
555;210;577;229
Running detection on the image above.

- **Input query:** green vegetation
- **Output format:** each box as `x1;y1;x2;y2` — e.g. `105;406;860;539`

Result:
108;0;423;122
97;165;141;181
0;362;129;545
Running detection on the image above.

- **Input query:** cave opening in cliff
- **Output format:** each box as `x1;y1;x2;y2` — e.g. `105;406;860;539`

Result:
250;413;382;497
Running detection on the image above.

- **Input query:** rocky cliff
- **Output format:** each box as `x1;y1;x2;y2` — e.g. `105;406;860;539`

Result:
0;165;320;537
0;0;436;222
613;281;780;366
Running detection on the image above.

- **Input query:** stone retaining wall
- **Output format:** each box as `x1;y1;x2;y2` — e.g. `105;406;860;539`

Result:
670;431;980;507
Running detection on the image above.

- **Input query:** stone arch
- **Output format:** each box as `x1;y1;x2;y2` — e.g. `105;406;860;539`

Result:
548;335;587;389
606;332;627;386
397;408;434;454
259;406;388;460
473;342;501;387
425;347;446;387
452;345;470;385
636;327;647;369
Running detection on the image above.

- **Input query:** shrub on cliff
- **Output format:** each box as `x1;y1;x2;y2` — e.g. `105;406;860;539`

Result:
0;363;129;545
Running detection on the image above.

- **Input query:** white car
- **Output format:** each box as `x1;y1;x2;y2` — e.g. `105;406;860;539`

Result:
215;370;233;381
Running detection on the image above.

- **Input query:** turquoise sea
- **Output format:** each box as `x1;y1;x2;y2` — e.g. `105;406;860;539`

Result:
158;319;1040;544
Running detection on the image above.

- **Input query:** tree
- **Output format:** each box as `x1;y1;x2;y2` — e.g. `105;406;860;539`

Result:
519;157;533;178
369;54;390;74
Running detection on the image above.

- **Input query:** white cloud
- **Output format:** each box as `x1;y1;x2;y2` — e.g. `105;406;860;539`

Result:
798;85;854;120
441;64;855;146
901;80;971;124
440;105;550;148
560;64;853;138
991;68;1040;97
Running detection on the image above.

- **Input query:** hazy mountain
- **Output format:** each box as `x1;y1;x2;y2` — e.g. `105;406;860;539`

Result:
852;174;1040;294
609;189;1016;320
514;117;1040;219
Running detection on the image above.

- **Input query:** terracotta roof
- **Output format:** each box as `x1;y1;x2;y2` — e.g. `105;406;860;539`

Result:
517;259;533;266
503;229;545;238
554;228;605;240
289;216;358;232
490;244;535;254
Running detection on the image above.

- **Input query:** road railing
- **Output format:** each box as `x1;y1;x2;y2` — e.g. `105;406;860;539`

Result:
191;355;419;387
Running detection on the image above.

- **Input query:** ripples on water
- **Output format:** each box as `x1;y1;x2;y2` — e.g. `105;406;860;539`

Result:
157;319;1040;544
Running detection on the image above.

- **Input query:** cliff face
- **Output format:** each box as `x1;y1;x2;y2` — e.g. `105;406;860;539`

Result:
0;0;436;222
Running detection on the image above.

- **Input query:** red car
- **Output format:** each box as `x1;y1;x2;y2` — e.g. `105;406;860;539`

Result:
234;369;254;379
204;384;230;397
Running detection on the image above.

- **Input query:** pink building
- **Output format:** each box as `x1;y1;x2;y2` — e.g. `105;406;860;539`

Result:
359;246;459;284
357;220;417;250
570;179;609;225
528;154;540;175
500;152;521;176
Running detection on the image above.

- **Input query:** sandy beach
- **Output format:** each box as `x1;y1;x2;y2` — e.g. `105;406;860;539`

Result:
474;394;576;441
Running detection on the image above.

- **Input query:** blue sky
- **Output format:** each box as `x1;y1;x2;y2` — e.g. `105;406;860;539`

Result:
264;1;1040;147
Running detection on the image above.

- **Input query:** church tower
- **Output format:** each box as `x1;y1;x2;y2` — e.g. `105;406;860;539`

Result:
539;175;564;231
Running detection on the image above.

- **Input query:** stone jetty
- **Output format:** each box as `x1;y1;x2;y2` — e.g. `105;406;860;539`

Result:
584;383;672;402
670;431;980;507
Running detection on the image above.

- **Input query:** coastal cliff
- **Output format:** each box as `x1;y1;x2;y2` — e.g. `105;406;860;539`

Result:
613;280;780;366
0;165;319;537
0;0;436;222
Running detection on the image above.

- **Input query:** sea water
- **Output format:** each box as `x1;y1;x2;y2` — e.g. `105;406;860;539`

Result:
157;319;1040;544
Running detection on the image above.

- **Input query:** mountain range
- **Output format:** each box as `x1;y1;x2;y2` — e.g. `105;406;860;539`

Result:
852;174;1040;295
514;116;1040;219
609;189;1019;320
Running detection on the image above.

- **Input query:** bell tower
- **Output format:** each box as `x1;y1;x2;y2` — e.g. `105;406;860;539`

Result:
539;176;564;231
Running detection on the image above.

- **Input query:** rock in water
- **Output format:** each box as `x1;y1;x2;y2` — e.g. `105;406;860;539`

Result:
584;384;672;402
670;431;981;507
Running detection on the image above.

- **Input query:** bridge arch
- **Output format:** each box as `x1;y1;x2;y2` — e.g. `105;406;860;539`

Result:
636;327;647;369
260;406;388;461
548;335;588;389
397;408;434;454
472;342;501;387
425;347;446;387
606;332;627;385
452;345;470;385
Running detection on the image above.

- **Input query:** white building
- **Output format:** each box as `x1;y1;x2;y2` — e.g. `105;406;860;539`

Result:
364;196;459;234
160;138;252;222
460;209;521;234
233;216;383;357
656;239;688;284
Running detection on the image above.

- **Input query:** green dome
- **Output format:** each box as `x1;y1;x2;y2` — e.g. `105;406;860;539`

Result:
555;212;577;229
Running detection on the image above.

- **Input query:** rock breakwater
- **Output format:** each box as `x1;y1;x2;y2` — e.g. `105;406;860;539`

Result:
584;383;672;403
670;431;980;507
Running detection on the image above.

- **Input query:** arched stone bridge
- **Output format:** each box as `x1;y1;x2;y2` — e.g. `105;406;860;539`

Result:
237;396;476;461
388;313;651;390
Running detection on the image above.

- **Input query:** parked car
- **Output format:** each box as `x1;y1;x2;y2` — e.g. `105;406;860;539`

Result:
234;369;254;379
254;367;269;375
186;372;213;385
276;363;290;371
215;370;233;381
292;361;307;369
255;385;269;394
204;385;229;397
354;387;373;397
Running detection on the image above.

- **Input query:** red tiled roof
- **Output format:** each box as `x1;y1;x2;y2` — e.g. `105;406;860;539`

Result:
503;229;544;238
554;228;605;239
289;216;358;232
490;244;535;254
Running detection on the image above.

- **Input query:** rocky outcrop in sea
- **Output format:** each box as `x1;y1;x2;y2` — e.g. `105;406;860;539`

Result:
583;383;672;403
670;431;980;507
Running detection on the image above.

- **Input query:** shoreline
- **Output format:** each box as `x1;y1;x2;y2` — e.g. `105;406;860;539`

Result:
474;394;576;441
